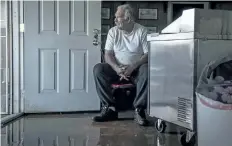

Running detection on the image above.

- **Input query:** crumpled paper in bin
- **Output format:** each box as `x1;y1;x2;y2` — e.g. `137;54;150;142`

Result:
196;55;232;110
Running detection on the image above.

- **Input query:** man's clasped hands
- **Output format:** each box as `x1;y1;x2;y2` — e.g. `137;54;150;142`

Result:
114;64;137;81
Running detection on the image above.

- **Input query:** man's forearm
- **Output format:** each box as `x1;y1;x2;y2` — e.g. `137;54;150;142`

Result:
134;53;148;68
105;53;119;70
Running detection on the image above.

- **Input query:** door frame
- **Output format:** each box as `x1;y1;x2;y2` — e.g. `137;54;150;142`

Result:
0;0;24;124
10;0;24;113
167;1;210;25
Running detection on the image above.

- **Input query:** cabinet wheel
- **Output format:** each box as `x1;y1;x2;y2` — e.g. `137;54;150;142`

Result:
180;132;196;146
155;120;166;133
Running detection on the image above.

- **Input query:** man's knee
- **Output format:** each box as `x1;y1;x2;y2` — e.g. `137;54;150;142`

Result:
138;63;148;78
139;63;148;71
93;63;105;77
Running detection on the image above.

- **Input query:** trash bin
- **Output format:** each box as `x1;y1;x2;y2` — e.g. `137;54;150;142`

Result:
196;55;232;146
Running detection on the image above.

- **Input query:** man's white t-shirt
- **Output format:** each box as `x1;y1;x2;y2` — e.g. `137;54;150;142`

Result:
104;23;149;66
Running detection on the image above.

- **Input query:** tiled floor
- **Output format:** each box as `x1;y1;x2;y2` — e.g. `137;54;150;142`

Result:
1;112;189;146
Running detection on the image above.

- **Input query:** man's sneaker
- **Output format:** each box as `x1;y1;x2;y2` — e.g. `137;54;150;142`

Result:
93;106;118;122
134;108;148;126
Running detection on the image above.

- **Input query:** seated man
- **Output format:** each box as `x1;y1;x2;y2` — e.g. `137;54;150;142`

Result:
93;4;149;126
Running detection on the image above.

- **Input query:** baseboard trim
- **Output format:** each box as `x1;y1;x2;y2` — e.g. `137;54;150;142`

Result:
23;110;100;116
1;112;25;127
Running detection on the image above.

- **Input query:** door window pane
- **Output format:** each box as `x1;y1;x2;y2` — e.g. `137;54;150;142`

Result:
1;37;6;69
1;37;7;113
0;1;6;21
0;0;9;114
1;21;6;36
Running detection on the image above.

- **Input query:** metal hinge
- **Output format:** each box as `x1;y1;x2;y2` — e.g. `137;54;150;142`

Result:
20;23;24;32
21;90;25;99
8;97;11;114
8;97;11;104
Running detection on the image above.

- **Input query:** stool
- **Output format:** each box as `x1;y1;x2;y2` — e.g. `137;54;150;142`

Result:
111;82;136;111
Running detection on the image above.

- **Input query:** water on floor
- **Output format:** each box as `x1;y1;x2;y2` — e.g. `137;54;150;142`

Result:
1;113;188;146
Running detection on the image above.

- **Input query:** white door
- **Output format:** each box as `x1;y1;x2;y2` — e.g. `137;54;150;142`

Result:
24;0;101;112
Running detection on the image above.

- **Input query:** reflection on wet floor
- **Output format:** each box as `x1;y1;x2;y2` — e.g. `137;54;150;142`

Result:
1;114;9;118
1;113;186;146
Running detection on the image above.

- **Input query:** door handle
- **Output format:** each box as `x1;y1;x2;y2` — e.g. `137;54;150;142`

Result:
93;29;101;34
93;29;101;46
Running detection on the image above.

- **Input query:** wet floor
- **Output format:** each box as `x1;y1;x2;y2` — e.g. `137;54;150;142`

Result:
1;112;190;146
1;114;9;118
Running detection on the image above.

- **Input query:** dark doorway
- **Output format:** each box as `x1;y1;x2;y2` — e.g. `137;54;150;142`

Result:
173;4;204;21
